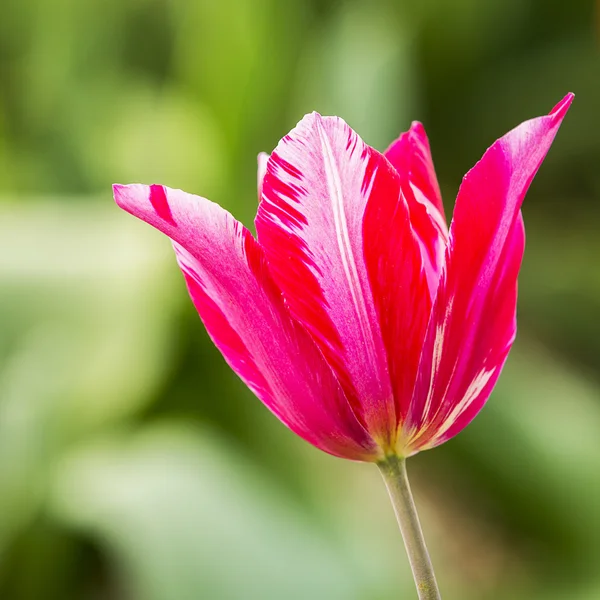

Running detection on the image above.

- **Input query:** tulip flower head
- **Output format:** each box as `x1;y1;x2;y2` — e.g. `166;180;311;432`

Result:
114;94;572;464
114;94;572;599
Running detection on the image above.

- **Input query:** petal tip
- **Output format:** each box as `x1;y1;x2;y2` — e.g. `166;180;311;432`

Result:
112;183;130;207
550;93;574;119
409;120;425;134
283;111;323;140
303;111;322;124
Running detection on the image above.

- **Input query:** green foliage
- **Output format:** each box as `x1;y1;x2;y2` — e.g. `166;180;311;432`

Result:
0;0;598;598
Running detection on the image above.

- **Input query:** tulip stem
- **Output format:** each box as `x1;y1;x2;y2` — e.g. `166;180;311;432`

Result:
378;456;441;599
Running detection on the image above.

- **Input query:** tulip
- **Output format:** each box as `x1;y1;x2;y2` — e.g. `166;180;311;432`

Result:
113;93;573;599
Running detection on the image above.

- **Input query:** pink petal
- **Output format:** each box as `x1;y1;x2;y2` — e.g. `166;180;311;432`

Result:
427;215;525;448
113;183;378;461
385;122;448;297
403;93;573;452
256;114;404;446
362;174;432;428
385;122;445;222
257;152;269;201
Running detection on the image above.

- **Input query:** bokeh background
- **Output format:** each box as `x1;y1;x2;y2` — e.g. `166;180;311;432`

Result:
0;0;599;598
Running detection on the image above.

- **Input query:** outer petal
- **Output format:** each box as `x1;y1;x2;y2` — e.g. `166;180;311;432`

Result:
427;215;524;447
113;183;378;461
403;93;573;453
385;122;448;297
256;113;419;446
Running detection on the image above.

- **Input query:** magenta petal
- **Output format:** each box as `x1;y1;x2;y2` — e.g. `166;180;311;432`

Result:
256;113;399;445
363;175;432;428
385;122;448;298
385;122;445;222
429;215;525;448
113;183;378;461
404;93;573;452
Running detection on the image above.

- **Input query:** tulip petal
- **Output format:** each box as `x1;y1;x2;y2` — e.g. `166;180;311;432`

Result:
404;93;573;452
426;215;525;448
113;183;378;461
257;152;269;201
362;177;432;427
385;122;445;222
256;113;404;444
385;122;448;297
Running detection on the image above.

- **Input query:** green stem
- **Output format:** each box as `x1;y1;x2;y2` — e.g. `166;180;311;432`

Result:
378;456;441;599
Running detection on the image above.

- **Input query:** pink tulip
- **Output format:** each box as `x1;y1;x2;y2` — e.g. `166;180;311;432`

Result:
114;94;572;599
114;94;572;463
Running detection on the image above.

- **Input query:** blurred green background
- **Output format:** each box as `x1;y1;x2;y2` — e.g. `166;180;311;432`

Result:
0;0;598;598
